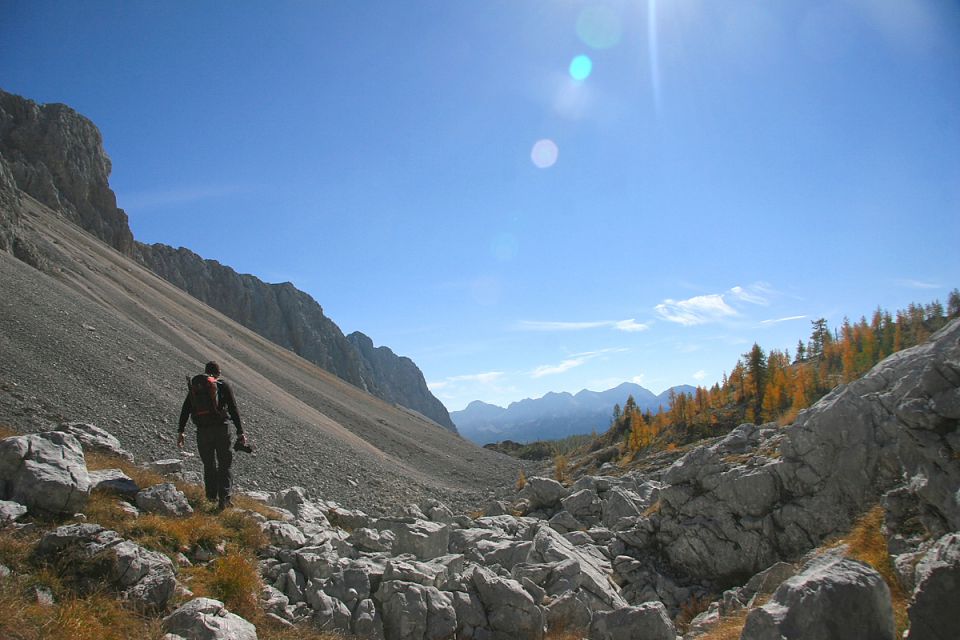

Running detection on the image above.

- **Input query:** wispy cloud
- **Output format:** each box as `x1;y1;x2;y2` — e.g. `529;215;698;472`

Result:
118;185;246;210
761;315;807;325
655;294;737;326
729;285;769;305
655;284;772;326
531;358;588;378
895;278;940;290
517;319;650;333
530;348;627;378
693;370;707;381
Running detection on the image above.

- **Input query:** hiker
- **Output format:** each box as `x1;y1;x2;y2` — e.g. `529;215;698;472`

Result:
177;361;248;510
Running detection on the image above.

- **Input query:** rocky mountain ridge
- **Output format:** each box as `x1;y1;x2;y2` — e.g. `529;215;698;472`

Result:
0;87;455;431
454;383;697;444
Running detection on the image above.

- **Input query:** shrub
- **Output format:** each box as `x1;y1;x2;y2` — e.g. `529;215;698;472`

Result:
516;468;527;491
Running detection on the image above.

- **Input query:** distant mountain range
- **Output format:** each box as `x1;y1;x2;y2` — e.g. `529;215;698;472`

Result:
452;382;697;445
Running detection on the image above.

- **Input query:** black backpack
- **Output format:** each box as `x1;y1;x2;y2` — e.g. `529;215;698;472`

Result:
186;374;226;426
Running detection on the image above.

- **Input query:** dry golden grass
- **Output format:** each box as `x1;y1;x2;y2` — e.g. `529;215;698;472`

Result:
0;577;164;640
675;593;712;633
182;551;262;619
0;424;19;439
543;626;587;640
641;499;661;517
553;453;569;484
0;528;40;573
516;468;527;491
842;505;910;636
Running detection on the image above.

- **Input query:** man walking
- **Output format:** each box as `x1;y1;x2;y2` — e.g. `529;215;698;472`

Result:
178;361;248;510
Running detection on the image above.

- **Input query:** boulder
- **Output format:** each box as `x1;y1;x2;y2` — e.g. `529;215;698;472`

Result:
51;422;134;461
306;586;352;633
273;486;330;526
530;524;625;608
588;601;675;640
148;459;184;475
88;468;139;497
260;520;307;549
740;555;894;640
353;598;386;639
449;590;488;639
519;476;567;510
548;510;585;534
36;523;177;611
545;590;593;633
561;489;602;521
379;518;449;560
600;487;645;528
375;580;456;640
0;499;27;525
0;431;91;514
349;527;396;553
473;565;545;639
135;483;193;517
162;597;257;640
907;532;960;640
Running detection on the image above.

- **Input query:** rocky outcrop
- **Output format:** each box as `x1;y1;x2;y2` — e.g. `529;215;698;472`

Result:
625;319;960;587
906;532;960;640
0;89;133;254
0;431;91;515
0;88;454;431
348;332;456;431
35;523;178;611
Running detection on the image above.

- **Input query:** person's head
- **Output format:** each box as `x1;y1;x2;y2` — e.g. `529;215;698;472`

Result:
204;361;221;377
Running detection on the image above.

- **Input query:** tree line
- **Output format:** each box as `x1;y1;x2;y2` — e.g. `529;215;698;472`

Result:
609;289;960;457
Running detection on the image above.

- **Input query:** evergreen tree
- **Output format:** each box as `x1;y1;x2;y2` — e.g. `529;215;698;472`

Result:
948;288;960;317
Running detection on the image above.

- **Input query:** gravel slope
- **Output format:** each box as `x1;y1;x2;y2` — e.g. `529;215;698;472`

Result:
0;195;522;514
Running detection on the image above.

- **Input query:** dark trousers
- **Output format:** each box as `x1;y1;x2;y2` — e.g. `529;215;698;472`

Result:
196;424;232;504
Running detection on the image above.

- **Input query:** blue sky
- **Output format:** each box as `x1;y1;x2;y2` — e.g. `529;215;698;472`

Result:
3;1;958;411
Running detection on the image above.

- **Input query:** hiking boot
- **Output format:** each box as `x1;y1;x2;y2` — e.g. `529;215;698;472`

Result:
216;498;233;512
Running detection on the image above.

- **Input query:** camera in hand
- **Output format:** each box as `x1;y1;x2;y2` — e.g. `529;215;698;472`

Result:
234;439;254;454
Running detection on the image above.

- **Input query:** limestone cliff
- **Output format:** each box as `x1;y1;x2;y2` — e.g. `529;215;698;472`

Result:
0;89;134;254
135;242;368;389
347;332;456;431
0;88;455;432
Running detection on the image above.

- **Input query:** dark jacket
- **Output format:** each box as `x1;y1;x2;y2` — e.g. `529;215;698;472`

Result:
178;378;243;435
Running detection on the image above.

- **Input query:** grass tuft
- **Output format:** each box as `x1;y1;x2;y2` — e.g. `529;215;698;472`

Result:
182;551;261;620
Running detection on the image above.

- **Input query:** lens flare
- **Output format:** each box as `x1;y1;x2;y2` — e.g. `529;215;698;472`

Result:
569;54;593;81
530;139;559;169
576;6;622;50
